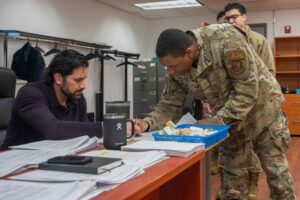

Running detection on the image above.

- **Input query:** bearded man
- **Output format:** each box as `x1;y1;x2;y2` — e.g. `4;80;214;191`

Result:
2;49;102;148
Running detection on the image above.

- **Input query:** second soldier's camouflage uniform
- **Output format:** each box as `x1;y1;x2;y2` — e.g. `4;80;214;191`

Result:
144;24;295;199
223;24;276;187
213;24;276;178
245;24;275;75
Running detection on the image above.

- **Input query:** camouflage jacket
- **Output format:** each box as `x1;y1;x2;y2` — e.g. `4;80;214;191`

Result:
244;25;276;75
144;24;284;140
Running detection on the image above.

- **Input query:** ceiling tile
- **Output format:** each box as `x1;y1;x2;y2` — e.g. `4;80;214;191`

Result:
177;6;215;16
149;9;187;18
95;0;300;19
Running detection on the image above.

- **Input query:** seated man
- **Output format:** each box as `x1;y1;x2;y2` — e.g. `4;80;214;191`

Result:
2;49;102;148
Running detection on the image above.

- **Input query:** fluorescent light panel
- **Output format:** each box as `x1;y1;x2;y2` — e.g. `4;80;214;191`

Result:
134;0;202;10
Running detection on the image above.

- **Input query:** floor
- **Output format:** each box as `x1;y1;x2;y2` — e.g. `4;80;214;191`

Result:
210;136;300;199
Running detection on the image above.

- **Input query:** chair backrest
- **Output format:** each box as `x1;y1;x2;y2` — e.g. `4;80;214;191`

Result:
0;67;17;146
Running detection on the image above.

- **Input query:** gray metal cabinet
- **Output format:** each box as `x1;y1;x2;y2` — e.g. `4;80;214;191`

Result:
133;61;166;118
133;61;199;120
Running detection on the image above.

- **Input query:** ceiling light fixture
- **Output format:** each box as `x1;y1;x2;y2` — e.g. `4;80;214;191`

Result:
134;0;202;10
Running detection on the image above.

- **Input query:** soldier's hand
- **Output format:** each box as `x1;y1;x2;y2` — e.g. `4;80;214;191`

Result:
134;119;149;135
126;121;134;137
202;102;212;118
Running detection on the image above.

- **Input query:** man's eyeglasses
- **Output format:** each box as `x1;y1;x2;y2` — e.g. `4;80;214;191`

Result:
225;14;241;21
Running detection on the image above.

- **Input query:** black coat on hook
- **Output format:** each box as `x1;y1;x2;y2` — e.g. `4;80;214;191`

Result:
11;42;46;82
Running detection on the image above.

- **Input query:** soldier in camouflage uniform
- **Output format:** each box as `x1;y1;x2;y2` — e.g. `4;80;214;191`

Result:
217;10;226;24
209;10;227;177
224;2;275;75
222;3;276;199
208;3;276;199
134;25;296;200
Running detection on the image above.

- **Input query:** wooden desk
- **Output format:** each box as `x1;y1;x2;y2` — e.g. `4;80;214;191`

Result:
1;137;221;199
94;149;205;200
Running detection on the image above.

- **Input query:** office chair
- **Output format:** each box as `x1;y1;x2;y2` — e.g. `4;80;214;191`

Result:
0;67;16;146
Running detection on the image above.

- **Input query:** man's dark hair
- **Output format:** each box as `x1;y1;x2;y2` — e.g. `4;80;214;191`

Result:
224;2;247;15
156;28;194;58
44;49;88;84
216;10;225;21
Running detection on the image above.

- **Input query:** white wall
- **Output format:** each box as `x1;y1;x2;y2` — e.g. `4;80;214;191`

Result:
245;11;274;44
0;0;148;114
145;8;300;57
274;9;300;36
245;8;300;43
145;14;216;57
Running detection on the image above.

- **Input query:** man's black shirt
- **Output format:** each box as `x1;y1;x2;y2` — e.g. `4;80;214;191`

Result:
2;80;102;148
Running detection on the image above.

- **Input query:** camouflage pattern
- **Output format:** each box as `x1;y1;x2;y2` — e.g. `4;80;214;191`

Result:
245;25;276;76
145;24;283;134
210;145;220;175
144;24;295;199
217;24;275;178
251;110;296;200
213;24;274;176
244;24;275;181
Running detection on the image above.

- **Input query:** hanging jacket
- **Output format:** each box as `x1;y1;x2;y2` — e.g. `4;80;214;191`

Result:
11;42;45;82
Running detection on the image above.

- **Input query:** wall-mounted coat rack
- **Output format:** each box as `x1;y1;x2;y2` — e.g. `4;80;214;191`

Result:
0;30;112;68
101;50;140;102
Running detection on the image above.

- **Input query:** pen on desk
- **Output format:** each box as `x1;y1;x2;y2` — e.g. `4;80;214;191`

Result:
133;118;137;137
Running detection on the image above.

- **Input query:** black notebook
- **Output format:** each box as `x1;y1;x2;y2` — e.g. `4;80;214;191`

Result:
39;155;124;175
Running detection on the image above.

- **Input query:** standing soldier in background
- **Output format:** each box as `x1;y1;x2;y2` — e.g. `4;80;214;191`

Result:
221;2;276;199
217;10;226;24
224;2;275;75
209;10;227;177
134;25;296;199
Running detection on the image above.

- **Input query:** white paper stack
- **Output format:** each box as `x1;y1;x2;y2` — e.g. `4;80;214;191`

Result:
0;149;64;178
11;135;98;154
10;164;143;184
10;150;167;184
0;136;99;178
1;137;171;199
0;180;97;200
121;140;204;157
82;150;167;169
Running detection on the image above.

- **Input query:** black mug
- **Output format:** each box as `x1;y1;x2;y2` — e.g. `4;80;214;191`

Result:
103;113;134;150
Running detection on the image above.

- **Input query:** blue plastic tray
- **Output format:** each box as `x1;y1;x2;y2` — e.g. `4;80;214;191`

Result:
152;124;230;148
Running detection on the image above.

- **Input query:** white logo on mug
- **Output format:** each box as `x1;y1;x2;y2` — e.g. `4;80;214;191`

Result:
116;123;122;130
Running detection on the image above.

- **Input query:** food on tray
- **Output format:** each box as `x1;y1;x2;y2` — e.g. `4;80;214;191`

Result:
159;120;217;136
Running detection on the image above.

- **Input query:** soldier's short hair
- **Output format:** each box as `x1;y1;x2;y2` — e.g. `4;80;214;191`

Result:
224;2;247;15
156;28;194;58
217;10;226;21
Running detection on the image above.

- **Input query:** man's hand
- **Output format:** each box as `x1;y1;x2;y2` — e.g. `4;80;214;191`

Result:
202;102;212;118
134;119;149;135
126;121;134;137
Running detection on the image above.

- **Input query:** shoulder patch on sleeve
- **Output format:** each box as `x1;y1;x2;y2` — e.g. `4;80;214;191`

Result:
224;49;249;79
